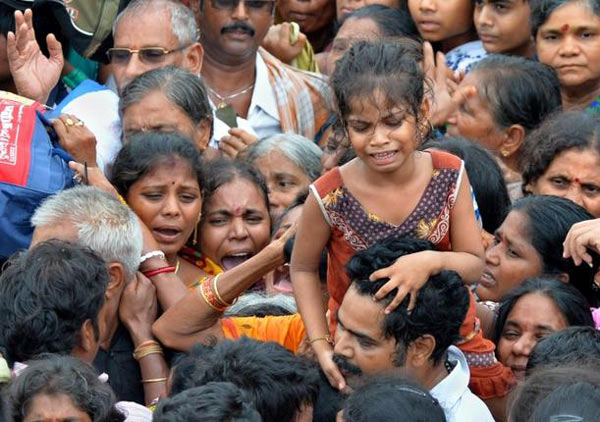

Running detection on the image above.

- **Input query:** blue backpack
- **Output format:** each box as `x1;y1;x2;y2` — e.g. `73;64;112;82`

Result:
0;92;74;259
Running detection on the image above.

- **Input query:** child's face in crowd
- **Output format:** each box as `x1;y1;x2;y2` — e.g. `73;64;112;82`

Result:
278;0;336;34
476;210;543;302
536;1;600;92
335;0;398;21
497;293;568;380
126;158;202;258
527;147;600;217
474;0;533;56
408;0;473;45
200;177;271;271
345;89;422;174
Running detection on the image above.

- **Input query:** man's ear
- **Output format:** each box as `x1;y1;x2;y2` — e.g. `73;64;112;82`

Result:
184;42;204;75
407;334;436;367
106;262;127;301
499;124;526;159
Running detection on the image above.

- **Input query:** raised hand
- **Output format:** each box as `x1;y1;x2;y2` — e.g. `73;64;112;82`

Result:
7;9;63;104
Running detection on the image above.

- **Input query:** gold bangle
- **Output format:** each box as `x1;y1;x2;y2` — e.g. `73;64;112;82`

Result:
133;347;163;361
141;377;168;384
199;279;227;312
212;274;236;307
310;335;334;346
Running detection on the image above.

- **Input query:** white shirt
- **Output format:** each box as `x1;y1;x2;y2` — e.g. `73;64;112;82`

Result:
430;346;495;422
210;53;282;147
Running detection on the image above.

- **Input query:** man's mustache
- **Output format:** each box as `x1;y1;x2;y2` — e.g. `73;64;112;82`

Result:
221;21;256;36
333;355;362;376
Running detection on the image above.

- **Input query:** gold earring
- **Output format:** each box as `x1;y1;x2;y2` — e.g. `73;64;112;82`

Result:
501;150;510;158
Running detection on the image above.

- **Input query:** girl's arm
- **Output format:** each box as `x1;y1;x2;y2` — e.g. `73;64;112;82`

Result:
291;193;346;390
152;227;293;351
371;172;485;312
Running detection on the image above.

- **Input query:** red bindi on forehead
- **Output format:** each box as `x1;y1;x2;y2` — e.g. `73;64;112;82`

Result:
561;24;570;33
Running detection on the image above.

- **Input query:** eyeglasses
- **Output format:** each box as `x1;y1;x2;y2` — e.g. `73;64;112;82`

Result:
106;45;189;64
210;0;275;13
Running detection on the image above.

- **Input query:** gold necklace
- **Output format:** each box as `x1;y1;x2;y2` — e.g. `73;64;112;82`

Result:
205;83;255;109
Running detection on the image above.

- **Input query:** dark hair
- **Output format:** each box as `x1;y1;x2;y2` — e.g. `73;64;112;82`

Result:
342;5;420;39
342;376;446;422
527;326;600;375
469;55;561;134
313;371;344;422
119;66;213;138
170;338;319;422
272;191;307;236
110;131;204;197
331;41;426;131
493;277;595;346
510;195;600;305
346;237;470;365
520;111;600;190
508;363;600;421
423;137;510;233
8;354;125;422
0;241;108;366
154;383;262;422
531;0;600;36
200;158;269;218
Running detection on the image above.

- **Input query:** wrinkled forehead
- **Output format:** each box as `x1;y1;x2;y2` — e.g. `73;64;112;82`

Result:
114;10;179;49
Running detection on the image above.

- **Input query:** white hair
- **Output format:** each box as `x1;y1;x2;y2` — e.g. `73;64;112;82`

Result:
31;186;143;281
224;292;297;317
113;0;199;47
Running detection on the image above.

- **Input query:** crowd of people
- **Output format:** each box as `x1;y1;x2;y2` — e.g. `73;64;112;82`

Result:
1;0;600;420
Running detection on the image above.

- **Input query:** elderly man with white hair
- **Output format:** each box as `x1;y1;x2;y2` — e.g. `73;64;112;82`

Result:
30;186;167;407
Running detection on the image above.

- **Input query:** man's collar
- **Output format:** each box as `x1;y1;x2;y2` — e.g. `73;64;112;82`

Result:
248;52;278;121
429;346;470;409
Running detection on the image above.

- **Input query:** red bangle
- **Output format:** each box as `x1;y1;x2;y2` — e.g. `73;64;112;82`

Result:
143;266;176;278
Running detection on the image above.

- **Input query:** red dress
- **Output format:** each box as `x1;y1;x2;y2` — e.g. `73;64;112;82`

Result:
310;150;515;399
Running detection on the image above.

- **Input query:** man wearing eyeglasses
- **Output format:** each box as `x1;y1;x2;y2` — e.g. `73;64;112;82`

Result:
187;0;333;155
110;0;204;93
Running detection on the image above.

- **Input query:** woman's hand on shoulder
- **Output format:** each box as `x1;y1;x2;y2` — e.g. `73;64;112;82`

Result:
563;219;600;266
369;250;435;313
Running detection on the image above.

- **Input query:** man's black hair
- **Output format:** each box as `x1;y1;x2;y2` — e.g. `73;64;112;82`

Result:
346;236;470;365
527;326;600;375
170;337;319;422
0;240;109;366
154;383;262;422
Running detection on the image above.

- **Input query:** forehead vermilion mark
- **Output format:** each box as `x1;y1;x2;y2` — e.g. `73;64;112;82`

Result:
561;24;570;33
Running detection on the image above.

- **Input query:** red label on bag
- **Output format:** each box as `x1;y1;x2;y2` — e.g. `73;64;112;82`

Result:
0;96;37;187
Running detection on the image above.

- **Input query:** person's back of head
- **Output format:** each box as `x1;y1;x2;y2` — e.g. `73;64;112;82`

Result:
527;326;600;375
7;354;124;422
153;383;262;422
0;240;109;366
423;136;510;233
508;362;600;422
342;376;446;422
31;186;143;282
170;337;319;422
347;236;470;365
343;5;420;39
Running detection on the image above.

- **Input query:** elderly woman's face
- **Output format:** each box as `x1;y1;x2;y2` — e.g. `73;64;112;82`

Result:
253;150;312;219
122;90;210;150
497;292;568;380
447;72;507;154
527;147;600;217
200;177;271;271
24;393;92;422
327;17;383;76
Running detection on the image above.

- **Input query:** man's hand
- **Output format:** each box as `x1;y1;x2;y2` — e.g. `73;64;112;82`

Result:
7;9;63;104
54;114;97;166
262;23;306;64
219;128;258;158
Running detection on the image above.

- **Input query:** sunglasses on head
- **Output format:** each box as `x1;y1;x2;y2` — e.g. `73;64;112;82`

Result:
106;45;189;64
211;0;275;12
